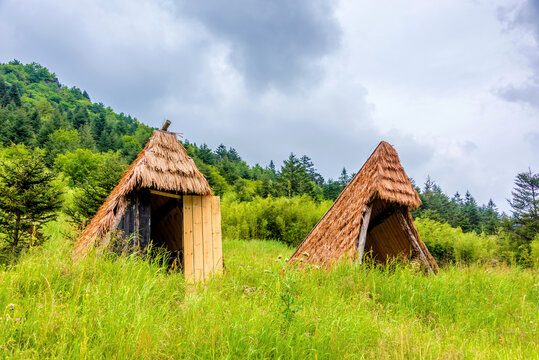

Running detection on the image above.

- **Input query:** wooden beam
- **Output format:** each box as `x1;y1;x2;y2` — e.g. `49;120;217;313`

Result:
357;205;372;264
202;196;213;280
161;119;171;131
183;196;195;283
396;209;434;274
150;189;181;199
211;196;223;273
193;196;204;282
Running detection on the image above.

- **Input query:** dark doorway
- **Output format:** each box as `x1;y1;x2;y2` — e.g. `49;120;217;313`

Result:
150;192;184;267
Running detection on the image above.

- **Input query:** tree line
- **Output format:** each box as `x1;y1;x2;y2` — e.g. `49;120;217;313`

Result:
0;60;537;265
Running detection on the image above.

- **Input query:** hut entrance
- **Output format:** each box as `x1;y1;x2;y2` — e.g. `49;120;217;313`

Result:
150;190;184;267
359;198;413;263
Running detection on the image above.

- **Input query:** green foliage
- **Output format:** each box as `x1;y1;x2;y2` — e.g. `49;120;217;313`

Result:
0;107;36;147
413;177;502;235
222;195;332;246
415;217;500;264
0;61;154;165
61;151;127;225
508;168;539;242
44;128;80;166
0;145;62;263
0;228;537;358
277;153;317;198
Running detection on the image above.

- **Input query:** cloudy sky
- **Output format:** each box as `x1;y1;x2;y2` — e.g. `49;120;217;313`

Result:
1;0;538;211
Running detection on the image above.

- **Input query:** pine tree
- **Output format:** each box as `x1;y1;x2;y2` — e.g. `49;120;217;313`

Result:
277;153;315;197
216;144;227;159
7;84;22;107
0;79;7;104
92;113;106;143
267;160;276;174
508;168;539;241
300;155;324;185
339;167;349;184
79;124;96;150
463;191;481;233
0;145;62;262
72;107;89;129
482;199;500;235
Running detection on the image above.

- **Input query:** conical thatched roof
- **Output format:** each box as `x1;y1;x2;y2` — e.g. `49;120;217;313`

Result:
289;141;431;268
74;130;212;256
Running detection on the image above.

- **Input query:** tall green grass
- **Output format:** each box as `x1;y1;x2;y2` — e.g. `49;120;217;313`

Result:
0;221;537;359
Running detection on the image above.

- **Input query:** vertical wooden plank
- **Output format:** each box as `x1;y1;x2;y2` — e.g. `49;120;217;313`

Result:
183;196;195;283
357;205;372;264
396;209;434;274
192;196;204;282
138;190;152;249
202;196;213;280
211;196;223;273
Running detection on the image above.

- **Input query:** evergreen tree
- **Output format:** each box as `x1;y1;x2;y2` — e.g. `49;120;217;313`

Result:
508;168;539;241
82;90;90;101
227;147;242;162
463;191;481;233
0;145;62;262
482;199;500;235
92;113;106;145
72;106;89;129
66;152;127;225
339;167;349;184
79;124;96;150
216;144;228;159
7;84;22;107
322;179;344;200
267;160;276;174
301;155;324;185
277;153;315;197
0;109;34;147
0;79;7;103
196;144;215;165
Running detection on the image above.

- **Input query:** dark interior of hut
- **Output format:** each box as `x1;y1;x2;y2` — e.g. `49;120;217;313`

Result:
150;193;184;268
362;198;413;263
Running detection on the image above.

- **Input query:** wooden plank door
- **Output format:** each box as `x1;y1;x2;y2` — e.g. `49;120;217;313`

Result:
183;195;223;283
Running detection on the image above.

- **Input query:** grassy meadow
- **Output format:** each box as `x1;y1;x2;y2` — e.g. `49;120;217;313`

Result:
0;221;538;359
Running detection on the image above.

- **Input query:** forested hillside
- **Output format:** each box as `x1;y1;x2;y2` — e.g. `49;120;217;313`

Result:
0;60;537;266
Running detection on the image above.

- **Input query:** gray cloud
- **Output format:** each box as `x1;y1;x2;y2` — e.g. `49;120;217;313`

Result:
497;0;539;107
177;0;341;91
0;0;535;213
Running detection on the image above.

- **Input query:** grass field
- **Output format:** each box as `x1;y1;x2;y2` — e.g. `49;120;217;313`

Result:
0;221;538;359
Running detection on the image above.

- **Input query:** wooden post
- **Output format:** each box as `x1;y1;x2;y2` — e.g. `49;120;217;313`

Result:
211;196;223;273
183;196;195;283
161;120;171;131
357;205;372;264
201;196;213;280
396;209;434;274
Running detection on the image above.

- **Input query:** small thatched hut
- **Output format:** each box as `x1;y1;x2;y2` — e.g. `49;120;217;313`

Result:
74;121;223;282
289;141;438;273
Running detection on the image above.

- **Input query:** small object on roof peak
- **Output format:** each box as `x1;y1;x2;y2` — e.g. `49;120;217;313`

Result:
161;120;171;131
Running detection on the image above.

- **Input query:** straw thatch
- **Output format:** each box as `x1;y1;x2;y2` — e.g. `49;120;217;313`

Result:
74;130;212;257
289;141;438;271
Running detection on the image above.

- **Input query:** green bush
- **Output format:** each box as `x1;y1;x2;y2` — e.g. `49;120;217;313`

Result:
221;195;331;246
415;217;500;264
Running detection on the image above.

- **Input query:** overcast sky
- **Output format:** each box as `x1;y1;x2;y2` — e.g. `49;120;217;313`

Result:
1;0;538;212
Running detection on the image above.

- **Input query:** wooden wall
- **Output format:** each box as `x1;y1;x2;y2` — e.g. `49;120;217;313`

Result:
183;195;223;282
117;190;151;250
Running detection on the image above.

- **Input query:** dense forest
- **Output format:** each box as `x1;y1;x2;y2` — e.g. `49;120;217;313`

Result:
0;61;537;265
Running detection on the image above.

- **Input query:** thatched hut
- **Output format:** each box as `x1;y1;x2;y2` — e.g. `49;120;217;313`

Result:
74;121;223;282
289;141;438;273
